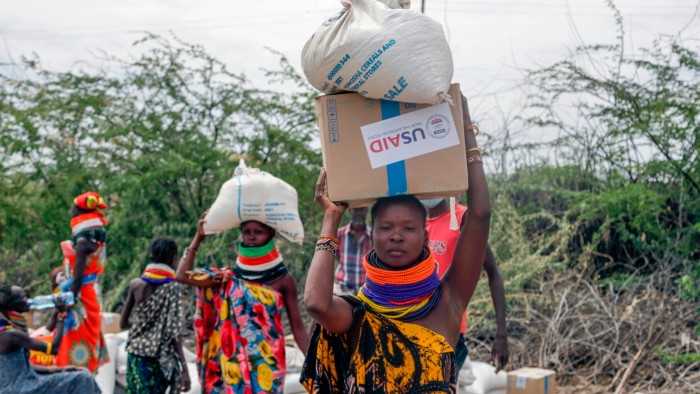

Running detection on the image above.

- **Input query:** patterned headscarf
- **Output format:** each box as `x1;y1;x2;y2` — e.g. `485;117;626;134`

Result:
73;191;106;211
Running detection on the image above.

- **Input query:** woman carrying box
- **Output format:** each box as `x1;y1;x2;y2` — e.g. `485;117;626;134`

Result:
302;93;488;393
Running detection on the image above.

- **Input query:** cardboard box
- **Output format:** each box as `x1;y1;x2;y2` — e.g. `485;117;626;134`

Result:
101;312;122;334
316;83;466;206
507;368;557;394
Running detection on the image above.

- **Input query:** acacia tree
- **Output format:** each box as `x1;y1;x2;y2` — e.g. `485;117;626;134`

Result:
524;32;699;297
0;34;321;305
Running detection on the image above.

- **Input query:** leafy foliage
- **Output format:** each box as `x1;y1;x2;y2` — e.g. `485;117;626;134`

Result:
0;34;321;306
523;34;699;287
0;31;698;385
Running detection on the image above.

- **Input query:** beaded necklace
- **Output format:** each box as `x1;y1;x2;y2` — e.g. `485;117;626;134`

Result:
141;263;175;284
0;310;28;333
235;241;288;284
357;248;442;322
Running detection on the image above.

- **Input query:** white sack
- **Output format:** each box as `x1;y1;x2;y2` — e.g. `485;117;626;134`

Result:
283;372;306;394
203;159;304;244
285;345;306;373
95;333;119;394
462;360;508;394
302;0;453;104
458;355;477;387
341;0;410;9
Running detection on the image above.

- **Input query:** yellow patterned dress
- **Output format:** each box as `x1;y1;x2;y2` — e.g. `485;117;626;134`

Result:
301;296;457;393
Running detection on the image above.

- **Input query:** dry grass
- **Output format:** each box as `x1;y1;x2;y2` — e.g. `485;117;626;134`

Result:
467;269;700;393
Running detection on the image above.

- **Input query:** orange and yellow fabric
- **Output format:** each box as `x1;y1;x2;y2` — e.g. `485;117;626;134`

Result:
301;296;457;393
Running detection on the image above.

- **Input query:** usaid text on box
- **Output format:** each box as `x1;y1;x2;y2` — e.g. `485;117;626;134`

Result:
360;102;460;169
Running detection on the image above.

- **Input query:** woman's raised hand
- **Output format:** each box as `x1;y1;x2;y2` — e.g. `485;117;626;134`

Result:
314;168;347;218
54;295;70;313
196;210;209;240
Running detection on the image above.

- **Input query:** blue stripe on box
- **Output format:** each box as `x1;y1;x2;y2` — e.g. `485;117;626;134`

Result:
544;375;549;394
379;100;407;196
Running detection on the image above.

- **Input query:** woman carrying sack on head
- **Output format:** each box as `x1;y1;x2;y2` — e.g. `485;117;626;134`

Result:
55;191;109;372
176;215;309;394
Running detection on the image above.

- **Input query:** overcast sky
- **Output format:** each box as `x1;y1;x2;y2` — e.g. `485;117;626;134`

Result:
1;0;699;141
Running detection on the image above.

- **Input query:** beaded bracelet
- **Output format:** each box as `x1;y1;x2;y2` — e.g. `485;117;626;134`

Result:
315;236;339;257
468;155;483;164
319;234;340;244
57;311;68;320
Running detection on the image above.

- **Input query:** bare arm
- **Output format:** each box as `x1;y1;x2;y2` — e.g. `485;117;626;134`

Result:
279;274;310;354
175;211;220;288
45;311;57;332
304;169;354;334
173;337;191;391
46;295;68;354
120;283;136;329
48;317;65;355
443;94;491;313
11;301;68;355
71;239;98;300
483;246;509;372
483;247;506;336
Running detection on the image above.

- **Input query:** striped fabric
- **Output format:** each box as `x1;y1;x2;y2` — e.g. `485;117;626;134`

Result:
0;311;28;332
334;224;372;291
236;241;284;272
141;263;176;284
70;212;108;235
235;241;288;283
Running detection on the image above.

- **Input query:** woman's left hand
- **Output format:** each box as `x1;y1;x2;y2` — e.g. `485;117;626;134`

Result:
196;209;209;239
314;168;347;219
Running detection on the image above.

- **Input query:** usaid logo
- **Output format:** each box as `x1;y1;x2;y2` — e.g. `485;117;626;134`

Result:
426;114;451;139
360;102;460;169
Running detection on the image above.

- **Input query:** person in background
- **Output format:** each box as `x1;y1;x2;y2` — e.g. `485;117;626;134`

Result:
0;284;101;393
302;93;489;393
42;266;69;342
121;237;190;393
55;191;109;372
176;216;309;394
333;207;372;296
422;198;509;372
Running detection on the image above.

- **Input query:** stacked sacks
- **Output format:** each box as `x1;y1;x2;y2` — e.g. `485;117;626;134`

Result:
203;159;304;244
302;0;453;104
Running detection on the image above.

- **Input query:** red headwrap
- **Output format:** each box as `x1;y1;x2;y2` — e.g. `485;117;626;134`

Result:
73;192;106;211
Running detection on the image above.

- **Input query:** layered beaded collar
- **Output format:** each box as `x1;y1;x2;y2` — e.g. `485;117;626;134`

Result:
357;248;442;322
